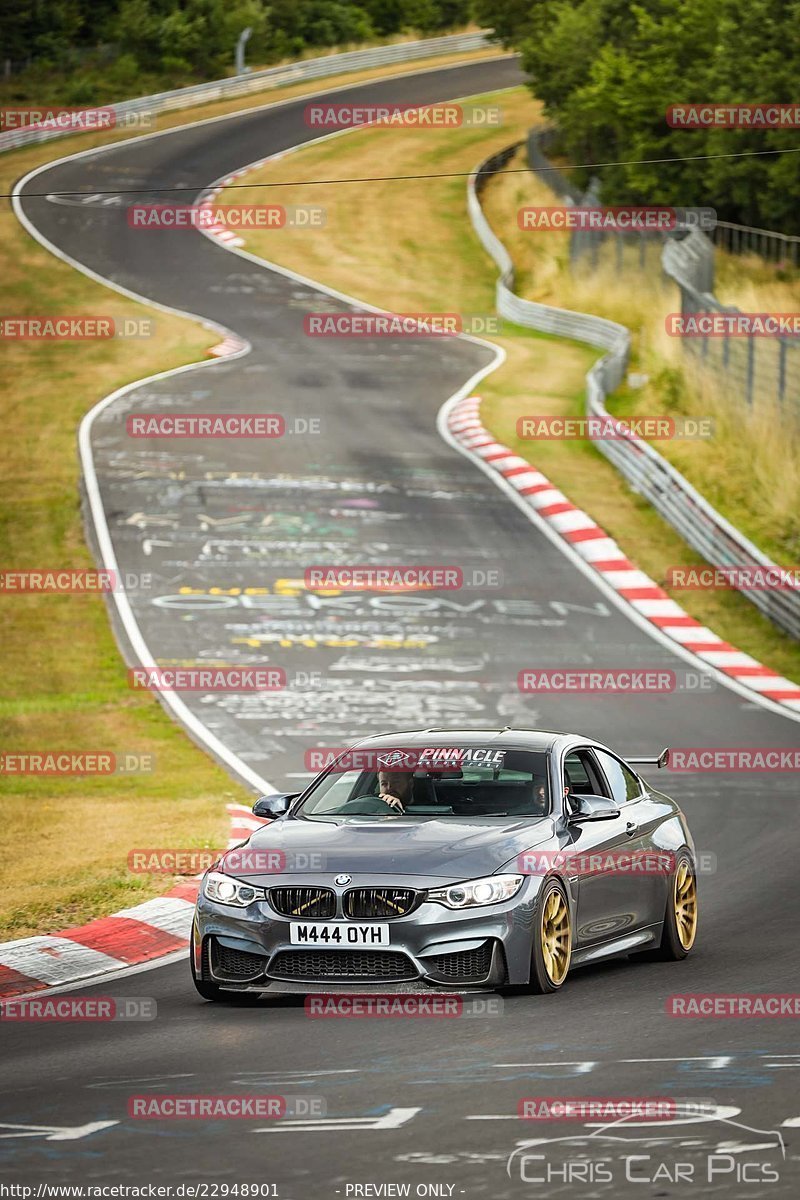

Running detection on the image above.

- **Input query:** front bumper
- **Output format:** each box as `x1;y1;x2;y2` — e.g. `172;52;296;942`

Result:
193;874;542;992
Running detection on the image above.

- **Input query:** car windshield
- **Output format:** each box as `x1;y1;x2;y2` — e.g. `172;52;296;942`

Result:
296;748;550;820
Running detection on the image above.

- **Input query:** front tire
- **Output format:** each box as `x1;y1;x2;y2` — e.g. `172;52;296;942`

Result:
191;946;226;1001
190;941;263;1003
529;879;572;993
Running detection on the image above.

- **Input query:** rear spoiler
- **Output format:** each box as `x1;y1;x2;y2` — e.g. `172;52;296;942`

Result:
627;747;669;769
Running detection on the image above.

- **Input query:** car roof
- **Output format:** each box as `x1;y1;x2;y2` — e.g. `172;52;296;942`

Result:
347;728;581;754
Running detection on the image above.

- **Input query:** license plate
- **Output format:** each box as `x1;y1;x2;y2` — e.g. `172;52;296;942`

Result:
289;921;390;947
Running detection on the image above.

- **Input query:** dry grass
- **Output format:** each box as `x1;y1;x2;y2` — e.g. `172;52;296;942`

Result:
219;88;538;314
715;252;800;309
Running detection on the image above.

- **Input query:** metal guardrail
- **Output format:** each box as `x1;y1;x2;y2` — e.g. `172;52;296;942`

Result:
662;235;800;412
661;230;716;296
0;31;494;155
527;129;800;417
469;145;631;379
525;127;582;204
713;220;800;266
468;145;800;640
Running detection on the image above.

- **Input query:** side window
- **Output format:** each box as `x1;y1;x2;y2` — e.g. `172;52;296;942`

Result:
594;750;643;806
563;749;605;807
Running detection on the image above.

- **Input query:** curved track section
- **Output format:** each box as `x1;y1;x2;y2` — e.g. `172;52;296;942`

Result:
4;57;799;1194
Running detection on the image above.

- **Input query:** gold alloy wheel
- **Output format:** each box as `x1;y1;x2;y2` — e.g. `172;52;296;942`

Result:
674;859;698;950
541;889;571;985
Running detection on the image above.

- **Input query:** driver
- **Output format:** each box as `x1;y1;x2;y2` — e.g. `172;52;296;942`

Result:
376;769;412;813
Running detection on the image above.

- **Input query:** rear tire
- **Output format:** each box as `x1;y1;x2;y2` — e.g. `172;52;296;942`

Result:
529;879;572;994
644;850;698;961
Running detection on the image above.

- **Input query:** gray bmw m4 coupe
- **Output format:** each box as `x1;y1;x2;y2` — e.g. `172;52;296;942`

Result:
191;728;698;998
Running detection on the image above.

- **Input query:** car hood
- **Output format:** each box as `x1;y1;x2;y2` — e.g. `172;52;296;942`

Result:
222;815;556;882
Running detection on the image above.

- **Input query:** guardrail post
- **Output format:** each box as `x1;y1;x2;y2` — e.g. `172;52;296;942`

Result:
746;337;755;407
778;339;787;404
235;28;253;76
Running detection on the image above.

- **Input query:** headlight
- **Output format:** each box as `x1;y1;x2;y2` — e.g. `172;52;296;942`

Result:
203;870;266;908
427;873;525;909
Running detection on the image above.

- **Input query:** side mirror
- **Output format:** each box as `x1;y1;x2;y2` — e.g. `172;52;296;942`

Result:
252;793;298;819
569;794;620;822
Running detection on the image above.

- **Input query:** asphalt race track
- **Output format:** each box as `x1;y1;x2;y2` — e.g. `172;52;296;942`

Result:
4;56;800;1196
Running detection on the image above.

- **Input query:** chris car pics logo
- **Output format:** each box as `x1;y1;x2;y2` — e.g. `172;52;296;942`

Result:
505;1108;785;1186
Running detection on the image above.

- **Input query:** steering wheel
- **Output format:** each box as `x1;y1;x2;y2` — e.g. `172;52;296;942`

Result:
337;796;398;815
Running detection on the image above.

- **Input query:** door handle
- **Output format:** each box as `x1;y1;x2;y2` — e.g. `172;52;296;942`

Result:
625;821;636;837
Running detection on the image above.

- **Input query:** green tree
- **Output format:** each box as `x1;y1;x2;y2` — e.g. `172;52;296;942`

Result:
501;0;800;232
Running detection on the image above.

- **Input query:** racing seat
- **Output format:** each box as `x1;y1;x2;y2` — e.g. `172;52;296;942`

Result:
488;781;536;815
409;770;462;811
437;780;537;816
410;774;437;806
